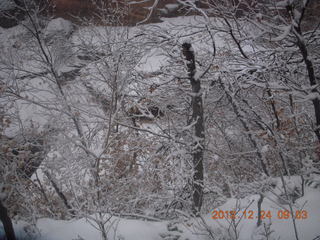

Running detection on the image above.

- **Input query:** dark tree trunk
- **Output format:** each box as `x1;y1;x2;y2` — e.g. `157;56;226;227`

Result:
219;79;270;176
292;0;320;143
182;42;205;214
257;194;264;227
44;171;75;216
0;200;16;240
296;38;320;142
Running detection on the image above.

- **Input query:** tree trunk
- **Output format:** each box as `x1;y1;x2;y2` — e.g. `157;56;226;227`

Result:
257;194;264;227
0;200;16;240
44;171;75;216
182;42;204;214
292;0;320;143
220;79;270;176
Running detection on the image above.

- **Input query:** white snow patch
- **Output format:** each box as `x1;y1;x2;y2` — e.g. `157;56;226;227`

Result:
165;4;179;11
44;18;73;39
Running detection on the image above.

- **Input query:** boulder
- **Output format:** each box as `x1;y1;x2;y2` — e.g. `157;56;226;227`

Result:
44;17;74;40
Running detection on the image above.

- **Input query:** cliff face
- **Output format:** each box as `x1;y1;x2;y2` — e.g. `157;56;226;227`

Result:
3;0;318;27
0;0;184;27
50;0;94;12
49;0;181;25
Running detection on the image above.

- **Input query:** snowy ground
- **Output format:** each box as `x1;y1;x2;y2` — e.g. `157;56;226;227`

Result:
2;180;320;240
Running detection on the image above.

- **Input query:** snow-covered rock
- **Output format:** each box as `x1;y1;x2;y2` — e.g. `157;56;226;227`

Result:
165;4;179;12
0;0;15;10
44;18;74;40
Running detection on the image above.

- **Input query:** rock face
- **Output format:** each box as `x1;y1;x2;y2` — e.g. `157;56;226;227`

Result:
49;0;182;25
2;0;318;27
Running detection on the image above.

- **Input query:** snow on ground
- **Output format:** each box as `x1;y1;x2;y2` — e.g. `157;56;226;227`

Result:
35;217;167;240
1;184;319;240
207;185;320;240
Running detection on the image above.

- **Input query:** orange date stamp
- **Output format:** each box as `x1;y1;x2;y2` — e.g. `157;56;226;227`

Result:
211;209;308;220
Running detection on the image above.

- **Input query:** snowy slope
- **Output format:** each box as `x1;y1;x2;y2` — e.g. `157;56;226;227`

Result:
1;15;320;240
